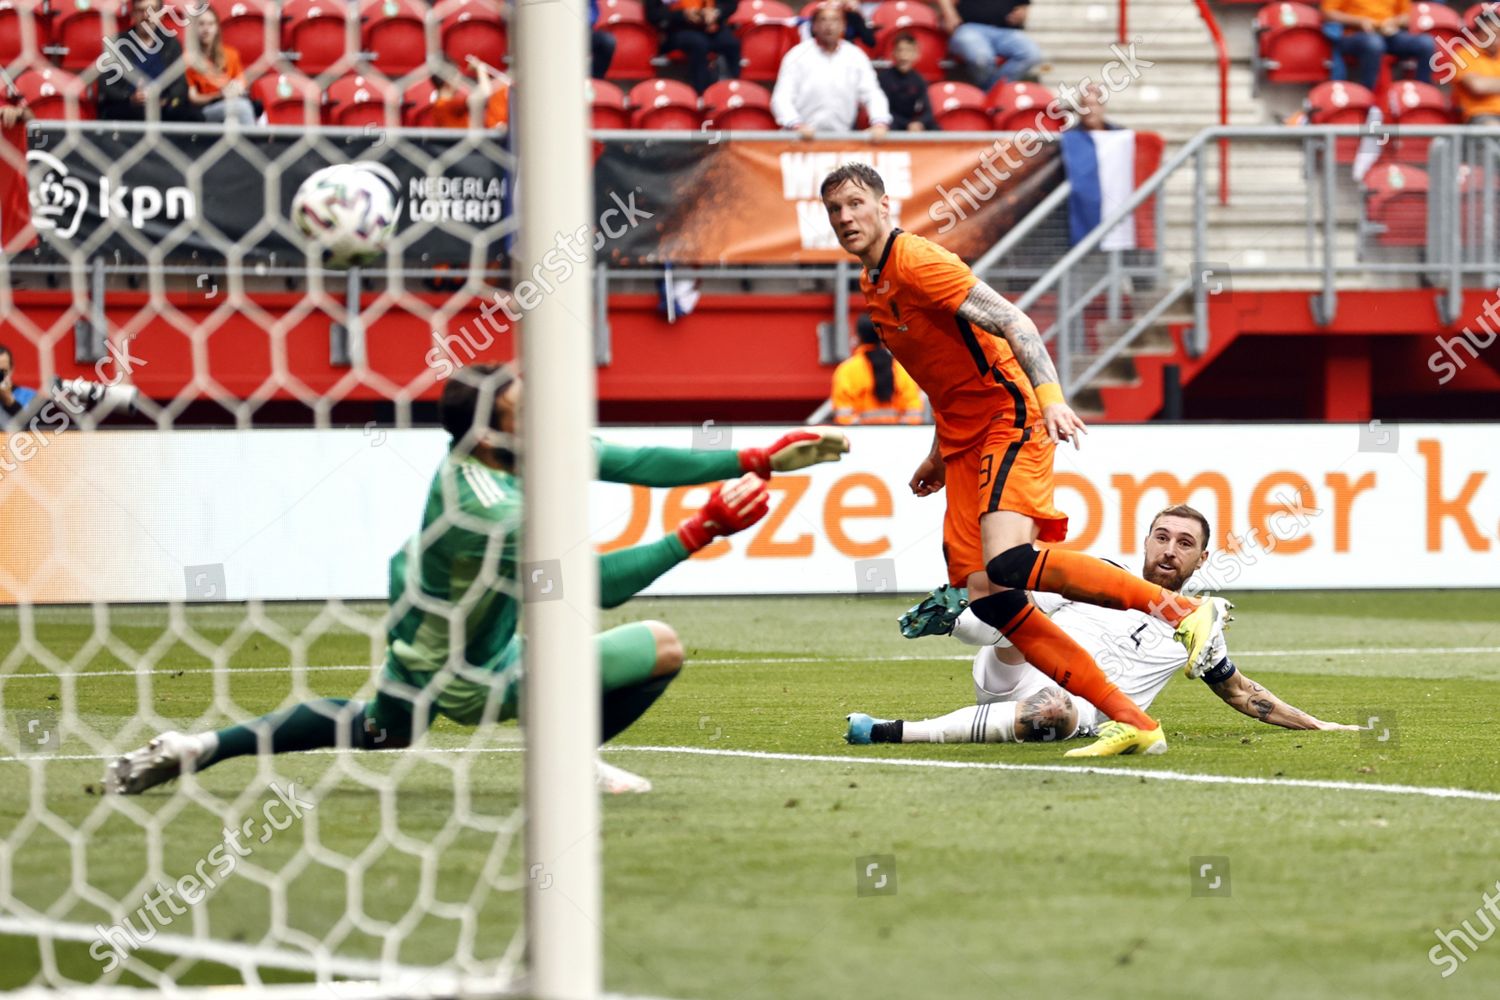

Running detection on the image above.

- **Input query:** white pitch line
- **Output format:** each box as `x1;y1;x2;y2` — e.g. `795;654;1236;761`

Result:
1;644;1496;683
3;742;1498;804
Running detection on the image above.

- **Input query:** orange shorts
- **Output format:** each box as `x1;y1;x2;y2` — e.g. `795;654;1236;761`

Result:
942;422;1068;586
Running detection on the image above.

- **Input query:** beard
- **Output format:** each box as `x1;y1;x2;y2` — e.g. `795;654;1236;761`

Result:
1142;560;1192;592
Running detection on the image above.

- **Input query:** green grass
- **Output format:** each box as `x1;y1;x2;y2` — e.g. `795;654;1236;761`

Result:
2;590;1500;998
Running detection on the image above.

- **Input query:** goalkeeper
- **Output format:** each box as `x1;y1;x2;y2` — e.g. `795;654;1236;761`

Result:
106;363;849;795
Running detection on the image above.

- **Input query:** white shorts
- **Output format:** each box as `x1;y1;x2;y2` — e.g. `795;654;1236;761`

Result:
971;647;1101;737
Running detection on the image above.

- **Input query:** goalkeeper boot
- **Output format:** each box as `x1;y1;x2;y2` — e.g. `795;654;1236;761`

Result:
899;584;969;639
596;758;652;794
104;731;203;794
1063;721;1168;758
845;713;879;745
1174;596;1235;679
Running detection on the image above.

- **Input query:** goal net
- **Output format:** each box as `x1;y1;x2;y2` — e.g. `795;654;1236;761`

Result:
0;7;597;995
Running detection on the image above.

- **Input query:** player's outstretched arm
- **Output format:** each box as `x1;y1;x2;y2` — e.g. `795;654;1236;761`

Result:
595;431;848;488
1208;669;1360;731
597;473;770;607
956;282;1088;449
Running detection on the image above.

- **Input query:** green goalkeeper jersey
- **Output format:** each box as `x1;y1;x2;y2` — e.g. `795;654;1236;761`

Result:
385;438;744;678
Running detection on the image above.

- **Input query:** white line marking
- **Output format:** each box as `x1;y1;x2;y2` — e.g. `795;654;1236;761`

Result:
5;742;1497;803
1;644;1496;682
608;745;1500;803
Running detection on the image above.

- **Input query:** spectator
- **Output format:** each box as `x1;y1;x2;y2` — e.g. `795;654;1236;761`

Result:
0;343;38;426
807;0;876;48
1320;0;1436;91
831;317;925;425
1068;80;1118;131
468;56;511;129
98;0;199;122
1455;37;1500;124
429;73;473;128
185;7;256;125
771;2;891;137
590;0;616;79
878;33;937;131
1;81;36;255
936;0;1045;91
646;0;742;95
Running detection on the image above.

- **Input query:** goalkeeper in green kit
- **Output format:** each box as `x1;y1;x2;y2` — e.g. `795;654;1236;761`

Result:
106;363;850;795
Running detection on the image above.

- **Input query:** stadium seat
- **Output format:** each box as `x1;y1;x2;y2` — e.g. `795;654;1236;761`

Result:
362;0;427;78
434;0;507;76
1362;161;1429;247
731;0;798;83
703;77;775;129
1410;1;1462;46
1255;2;1330;85
0;1;50;68
281;0;356;76
1384;79;1457;162
325;70;401;127
209;0;277;71
628;77;700;129
14;63;92;119
595;0;645;26
253;68;322;125
588;77;630;129
870;1;948;80
986;81;1060;131
598;7;658;80
1462;2;1500;34
928;81;989;131
1306;80;1374;164
49;0;122;74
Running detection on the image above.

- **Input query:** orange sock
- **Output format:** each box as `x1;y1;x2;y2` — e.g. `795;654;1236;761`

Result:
1027;549;1199;626
1003;599;1158;731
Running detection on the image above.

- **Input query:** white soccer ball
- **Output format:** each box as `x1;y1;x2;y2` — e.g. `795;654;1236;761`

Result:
291;162;402;268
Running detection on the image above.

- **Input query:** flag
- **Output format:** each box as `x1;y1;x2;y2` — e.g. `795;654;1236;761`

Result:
1059;128;1164;251
658;262;701;323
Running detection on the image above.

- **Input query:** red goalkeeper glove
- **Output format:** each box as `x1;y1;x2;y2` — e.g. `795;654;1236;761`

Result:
738;428;850;479
676;473;771;553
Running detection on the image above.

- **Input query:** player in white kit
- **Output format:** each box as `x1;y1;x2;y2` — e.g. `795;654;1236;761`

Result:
846;505;1357;746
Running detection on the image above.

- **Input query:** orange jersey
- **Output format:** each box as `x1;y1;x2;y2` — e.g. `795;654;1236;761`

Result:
859;229;1040;456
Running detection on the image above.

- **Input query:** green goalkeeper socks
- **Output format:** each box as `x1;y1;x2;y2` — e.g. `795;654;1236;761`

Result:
198;698;368;768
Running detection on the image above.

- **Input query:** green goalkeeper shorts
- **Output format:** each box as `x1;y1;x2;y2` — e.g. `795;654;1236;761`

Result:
368;622;659;745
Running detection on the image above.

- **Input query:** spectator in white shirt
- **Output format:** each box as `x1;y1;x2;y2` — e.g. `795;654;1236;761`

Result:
771;2;891;138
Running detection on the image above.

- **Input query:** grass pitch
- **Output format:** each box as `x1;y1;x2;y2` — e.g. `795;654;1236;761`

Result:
2;589;1499;998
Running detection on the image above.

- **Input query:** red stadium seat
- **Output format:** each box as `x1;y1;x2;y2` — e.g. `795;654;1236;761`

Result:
595;0;645;26
362;0;427;78
703;78;775;129
14;63;92;119
588;77;629;128
281;0;356;76
210;0;277;71
1255;2;1330;85
1410;1;1462;44
49;0;123;74
598;12;658;80
325;70;400;126
1384;79;1457;162
1307;80;1374;163
434;0;507;76
253;68;322;125
732;0;798;83
986;80;1060;131
1463;2;1500;33
871;1;947;80
929;80;989;131
0;1;50;68
1363;162;1429;247
403;76;472;125
628;77;700;129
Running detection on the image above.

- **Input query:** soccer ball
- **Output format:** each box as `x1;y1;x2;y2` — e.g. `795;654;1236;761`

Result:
291;162;402;268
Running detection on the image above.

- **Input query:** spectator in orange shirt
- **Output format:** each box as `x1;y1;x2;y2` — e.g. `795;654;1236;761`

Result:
831;316;926;425
1455;36;1500;124
430;58;510;129
185;6;256;125
1321;0;1436;91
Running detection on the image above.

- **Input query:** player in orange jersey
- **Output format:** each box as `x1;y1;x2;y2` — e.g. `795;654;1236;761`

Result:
820;161;1232;757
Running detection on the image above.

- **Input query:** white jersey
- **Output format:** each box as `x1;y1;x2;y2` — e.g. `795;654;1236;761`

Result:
971;591;1196;736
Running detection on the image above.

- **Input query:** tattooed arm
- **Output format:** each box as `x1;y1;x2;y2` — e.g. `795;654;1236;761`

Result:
955;281;1088;449
1208;670;1359;731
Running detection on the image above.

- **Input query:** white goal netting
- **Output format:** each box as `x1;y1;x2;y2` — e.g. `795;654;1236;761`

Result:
0;89;561;996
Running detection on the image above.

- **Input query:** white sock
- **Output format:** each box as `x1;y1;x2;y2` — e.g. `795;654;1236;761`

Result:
951;607;1014;648
902;702;1018;744
193;731;217;761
